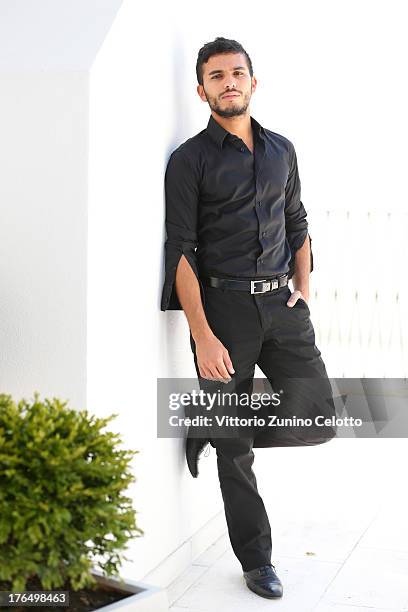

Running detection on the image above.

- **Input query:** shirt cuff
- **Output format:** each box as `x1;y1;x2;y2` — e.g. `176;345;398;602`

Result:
287;232;314;280
160;241;206;311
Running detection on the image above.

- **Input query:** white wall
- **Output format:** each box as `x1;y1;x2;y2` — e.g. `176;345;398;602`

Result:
0;71;89;404
0;0;123;402
0;0;123;71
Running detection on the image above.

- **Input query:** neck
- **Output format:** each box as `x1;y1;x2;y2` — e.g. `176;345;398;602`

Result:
212;110;252;140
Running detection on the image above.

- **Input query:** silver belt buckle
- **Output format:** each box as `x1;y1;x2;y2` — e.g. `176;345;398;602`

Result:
251;279;270;294
271;279;279;290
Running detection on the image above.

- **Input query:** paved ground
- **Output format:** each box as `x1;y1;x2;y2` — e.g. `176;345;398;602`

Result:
167;438;408;612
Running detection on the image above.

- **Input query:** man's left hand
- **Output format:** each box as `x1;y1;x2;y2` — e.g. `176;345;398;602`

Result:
286;289;309;308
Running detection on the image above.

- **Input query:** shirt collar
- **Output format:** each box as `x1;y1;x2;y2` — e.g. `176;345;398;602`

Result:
206;114;265;149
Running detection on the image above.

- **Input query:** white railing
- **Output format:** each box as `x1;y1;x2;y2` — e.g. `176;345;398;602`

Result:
308;210;408;378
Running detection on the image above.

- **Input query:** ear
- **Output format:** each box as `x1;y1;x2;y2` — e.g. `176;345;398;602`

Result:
197;84;207;102
251;76;258;94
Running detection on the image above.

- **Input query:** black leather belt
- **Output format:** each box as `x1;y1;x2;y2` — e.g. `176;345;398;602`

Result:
203;274;288;295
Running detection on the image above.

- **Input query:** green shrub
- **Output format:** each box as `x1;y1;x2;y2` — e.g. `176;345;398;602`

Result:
0;392;143;592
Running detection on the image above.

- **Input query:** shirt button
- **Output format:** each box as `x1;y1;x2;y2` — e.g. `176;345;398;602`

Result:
257;201;262;207
262;231;267;237
240;147;245;152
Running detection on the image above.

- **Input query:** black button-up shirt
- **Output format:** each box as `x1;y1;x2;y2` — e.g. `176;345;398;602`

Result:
161;114;313;311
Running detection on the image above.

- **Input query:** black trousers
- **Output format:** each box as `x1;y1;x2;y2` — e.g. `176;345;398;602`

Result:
189;282;336;572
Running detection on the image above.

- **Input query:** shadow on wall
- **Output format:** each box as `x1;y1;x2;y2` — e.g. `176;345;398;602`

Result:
171;33;194;152
158;35;198;377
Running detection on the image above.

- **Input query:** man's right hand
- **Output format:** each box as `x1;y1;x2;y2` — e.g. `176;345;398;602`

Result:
174;255;235;382
195;333;235;383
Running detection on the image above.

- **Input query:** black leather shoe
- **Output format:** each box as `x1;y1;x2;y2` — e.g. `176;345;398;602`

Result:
243;563;283;599
185;436;210;478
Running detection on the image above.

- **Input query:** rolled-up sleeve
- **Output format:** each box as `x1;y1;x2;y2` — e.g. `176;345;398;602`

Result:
160;149;205;311
284;142;314;279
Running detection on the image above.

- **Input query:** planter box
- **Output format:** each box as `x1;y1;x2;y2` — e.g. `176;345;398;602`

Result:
91;571;168;611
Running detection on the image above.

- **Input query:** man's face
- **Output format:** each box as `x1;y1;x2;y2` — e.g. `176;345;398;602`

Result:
197;52;257;118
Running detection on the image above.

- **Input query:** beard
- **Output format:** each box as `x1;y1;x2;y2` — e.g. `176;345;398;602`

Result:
204;88;252;118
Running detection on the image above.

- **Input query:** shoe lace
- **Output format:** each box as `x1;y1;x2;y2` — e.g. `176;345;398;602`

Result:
259;564;275;576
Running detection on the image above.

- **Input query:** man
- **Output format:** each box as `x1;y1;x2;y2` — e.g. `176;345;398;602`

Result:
161;37;336;599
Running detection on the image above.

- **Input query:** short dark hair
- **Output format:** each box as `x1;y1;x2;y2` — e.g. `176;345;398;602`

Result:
196;37;253;85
